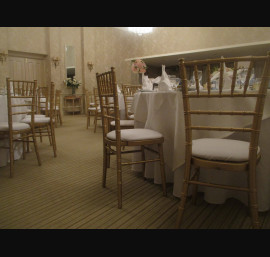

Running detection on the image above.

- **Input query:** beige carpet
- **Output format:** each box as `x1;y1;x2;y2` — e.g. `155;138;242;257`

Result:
0;114;269;229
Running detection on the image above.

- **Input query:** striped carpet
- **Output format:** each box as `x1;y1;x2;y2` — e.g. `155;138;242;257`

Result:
0;114;269;229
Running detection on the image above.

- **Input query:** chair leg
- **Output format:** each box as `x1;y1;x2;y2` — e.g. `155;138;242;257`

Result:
175;159;192;229
141;145;146;178
31;127;41;166
102;143;108;188
54;112;58;128
58;111;63;126
47;124;52;145
50;123;57;157
191;166;200;205
87;114;90;129
248;164;260;229
39;127;42;142
117;162;122;209
8;134;14;178
158;143;167;196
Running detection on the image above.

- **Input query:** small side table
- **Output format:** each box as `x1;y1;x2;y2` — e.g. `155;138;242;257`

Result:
63;95;82;115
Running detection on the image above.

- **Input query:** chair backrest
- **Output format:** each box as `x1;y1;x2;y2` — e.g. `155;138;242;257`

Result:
179;53;270;163
96;67;120;138
6;78;37;127
122;84;142;119
36;83;55;118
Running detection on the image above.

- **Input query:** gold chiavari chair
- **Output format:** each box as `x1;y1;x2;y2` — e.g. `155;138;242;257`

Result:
122;84;142;120
96;67;167;209
21;82;57;157
175;53;270;229
0;78;41;177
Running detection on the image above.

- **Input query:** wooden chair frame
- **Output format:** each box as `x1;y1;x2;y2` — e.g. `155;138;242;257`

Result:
30;82;57;157
122;84;142;120
175;53;270;229
96;67;167;209
0;78;41;177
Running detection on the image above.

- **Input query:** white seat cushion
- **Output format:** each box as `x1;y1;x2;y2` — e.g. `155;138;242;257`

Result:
192;138;260;162
106;128;163;141
0;121;30;131
110;120;134;127
21;116;51;124
88;107;96;111
27;114;46;118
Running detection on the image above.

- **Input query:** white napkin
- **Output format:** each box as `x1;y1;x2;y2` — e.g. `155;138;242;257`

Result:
158;65;172;91
210;61;233;90
190;70;203;91
150;76;161;84
142;74;153;90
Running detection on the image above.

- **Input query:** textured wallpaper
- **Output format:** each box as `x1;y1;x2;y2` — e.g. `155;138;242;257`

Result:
1;27;270;94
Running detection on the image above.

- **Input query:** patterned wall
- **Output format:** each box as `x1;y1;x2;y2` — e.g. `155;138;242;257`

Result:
1;27;270;93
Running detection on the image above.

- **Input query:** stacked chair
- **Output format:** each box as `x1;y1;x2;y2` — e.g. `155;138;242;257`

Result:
175;53;270;229
0;78;41;177
96;67;167;209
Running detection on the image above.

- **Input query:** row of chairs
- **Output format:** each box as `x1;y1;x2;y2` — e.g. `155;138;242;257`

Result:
85;84;142;132
95;52;270;229
0;78;62;178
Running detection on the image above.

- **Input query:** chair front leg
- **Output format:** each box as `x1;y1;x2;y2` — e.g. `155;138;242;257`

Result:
157;143;167;196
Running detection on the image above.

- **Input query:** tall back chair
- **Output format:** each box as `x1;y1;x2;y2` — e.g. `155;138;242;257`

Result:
96;67;167;209
20;82;57;158
122;84;142;120
0;78;41;177
175;54;270;229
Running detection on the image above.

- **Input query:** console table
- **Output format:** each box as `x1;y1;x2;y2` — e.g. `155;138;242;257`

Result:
63;95;82;115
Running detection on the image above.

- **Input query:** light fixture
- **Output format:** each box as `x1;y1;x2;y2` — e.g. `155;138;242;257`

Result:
87;62;94;72
0;51;8;63
51;57;60;68
128;27;153;36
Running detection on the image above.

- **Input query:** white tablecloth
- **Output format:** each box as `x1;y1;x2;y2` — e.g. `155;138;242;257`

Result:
0;95;27;167
131;90;270;211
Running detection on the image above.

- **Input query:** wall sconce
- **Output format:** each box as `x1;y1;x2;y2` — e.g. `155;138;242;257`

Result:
51;57;60;68
87;62;94;72
0;51;8;63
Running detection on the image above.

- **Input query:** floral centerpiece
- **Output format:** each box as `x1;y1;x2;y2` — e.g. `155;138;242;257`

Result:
131;59;147;73
64;77;81;95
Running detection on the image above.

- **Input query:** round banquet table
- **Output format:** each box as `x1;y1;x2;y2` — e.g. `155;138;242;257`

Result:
131;89;270;212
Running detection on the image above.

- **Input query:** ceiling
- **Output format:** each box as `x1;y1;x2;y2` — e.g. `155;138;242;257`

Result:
125;40;270;67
